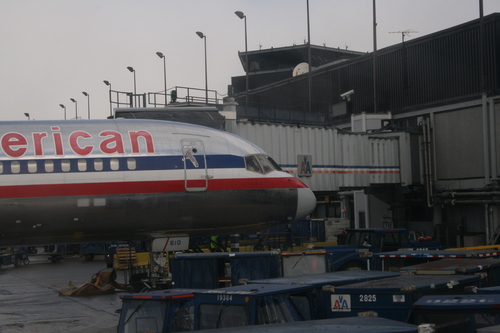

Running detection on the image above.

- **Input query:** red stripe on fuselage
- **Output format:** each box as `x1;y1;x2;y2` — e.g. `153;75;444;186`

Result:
0;176;307;199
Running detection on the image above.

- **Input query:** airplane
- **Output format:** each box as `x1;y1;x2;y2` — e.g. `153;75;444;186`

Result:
0;119;316;247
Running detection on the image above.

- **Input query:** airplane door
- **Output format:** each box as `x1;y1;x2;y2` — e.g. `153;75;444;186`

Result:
181;138;208;192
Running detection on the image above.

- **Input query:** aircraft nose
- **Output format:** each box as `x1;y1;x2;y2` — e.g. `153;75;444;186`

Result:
295;187;316;221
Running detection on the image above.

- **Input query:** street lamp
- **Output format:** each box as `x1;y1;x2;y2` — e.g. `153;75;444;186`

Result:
235;11;249;108
156;52;167;106
127;66;136;95
196;31;208;104
24;113;30;120
82;91;91;119
59;104;66;120
70;98;78;119
103;80;112;117
127;66;137;107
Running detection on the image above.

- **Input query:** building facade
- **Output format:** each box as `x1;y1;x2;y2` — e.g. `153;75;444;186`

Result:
228;13;500;247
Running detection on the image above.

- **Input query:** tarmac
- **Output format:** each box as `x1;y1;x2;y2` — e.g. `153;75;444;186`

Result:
0;254;130;332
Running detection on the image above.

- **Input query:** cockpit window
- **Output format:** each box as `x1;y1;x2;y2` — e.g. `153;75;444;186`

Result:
245;155;263;173
245;154;282;174
256;155;273;173
266;156;283;171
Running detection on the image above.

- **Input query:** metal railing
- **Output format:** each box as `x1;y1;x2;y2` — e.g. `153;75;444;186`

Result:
110;86;222;110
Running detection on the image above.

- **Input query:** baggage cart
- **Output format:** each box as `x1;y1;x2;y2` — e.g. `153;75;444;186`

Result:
327;274;481;322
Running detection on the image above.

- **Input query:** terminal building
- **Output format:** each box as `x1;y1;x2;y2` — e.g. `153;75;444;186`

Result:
115;13;500;248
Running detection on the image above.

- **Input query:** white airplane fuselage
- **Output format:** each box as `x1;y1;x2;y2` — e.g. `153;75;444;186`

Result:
0;119;316;246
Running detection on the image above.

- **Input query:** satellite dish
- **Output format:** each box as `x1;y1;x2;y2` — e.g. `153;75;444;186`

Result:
293;62;309;77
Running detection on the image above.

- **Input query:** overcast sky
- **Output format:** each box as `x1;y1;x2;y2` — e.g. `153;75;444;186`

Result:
1;0;499;121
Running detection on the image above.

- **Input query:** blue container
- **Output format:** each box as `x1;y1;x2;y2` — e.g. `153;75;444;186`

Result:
193;283;315;330
375;249;500;271
117;288;205;333
249;270;400;319
400;258;500;287
327;274;481;322
412;294;500;332
171;251;281;289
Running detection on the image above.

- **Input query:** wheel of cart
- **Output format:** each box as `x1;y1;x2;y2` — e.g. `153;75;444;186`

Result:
14;256;22;267
21;251;30;265
49;255;63;263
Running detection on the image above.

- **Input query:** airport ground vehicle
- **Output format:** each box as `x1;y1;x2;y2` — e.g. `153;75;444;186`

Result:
0;248;29;268
281;228;442;274
375;248;500;271
193;284;315;330
412;294;500;332
117;289;203;333
400;258;500;287
80;242;105;261
117;269;482;332
117;283;316;332
248;270;400;319
171;251;281;289
327;274;482;322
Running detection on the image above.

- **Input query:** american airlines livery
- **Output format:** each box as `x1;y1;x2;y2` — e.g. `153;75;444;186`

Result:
0;119;316;246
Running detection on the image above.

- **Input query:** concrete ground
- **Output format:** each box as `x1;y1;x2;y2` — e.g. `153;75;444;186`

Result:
0;254;130;332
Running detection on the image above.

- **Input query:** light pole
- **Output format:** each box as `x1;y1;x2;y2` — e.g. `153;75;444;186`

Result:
103;80;112;117
306;0;312;112
127;66;137;107
156;52;167;106
70;98;78;119
59;104;66;120
24;113;30;120
196;31;208;104
235;11;249;108
82;91;91;119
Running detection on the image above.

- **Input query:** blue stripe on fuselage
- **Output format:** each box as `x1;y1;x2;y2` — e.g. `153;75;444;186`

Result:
0;154;245;175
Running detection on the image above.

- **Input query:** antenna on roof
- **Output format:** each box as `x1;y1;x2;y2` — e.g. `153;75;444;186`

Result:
389;29;419;43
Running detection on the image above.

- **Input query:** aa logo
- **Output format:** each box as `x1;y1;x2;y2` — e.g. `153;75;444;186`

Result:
297;154;312;177
331;294;351;312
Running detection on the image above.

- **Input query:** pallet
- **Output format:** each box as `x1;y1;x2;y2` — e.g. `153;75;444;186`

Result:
116;248;137;266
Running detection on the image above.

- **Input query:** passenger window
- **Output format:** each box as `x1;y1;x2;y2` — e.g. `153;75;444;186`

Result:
78;159;87;172
11;161;20;174
127;158;136;170
0;162;3;174
28;161;37;173
45;160;54;173
61;160;71;172
245;155;263;173
256;155;273;174
110;158;119;171
94;198;106;207
94;159;103;171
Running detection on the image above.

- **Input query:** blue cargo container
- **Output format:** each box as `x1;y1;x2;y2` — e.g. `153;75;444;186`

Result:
476;286;500;294
400;258;500;287
412;294;500;332
193;283;315;330
249;271;400;319
117;289;206;333
327;274;481;322
170;251;281;289
375;249;500;271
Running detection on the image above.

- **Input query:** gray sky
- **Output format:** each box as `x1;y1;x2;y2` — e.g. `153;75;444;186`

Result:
1;0;499;121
